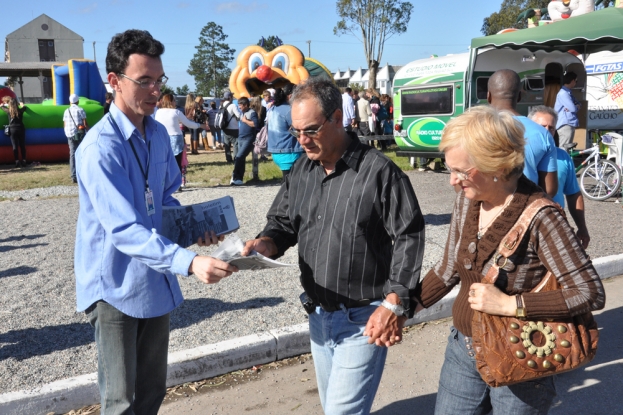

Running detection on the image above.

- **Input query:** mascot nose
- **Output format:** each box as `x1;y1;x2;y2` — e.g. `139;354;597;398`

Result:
256;65;273;82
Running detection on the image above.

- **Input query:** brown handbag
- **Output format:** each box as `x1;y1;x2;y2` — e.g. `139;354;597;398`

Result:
471;198;599;387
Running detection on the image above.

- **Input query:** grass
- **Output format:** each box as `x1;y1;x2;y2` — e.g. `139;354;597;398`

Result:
0;144;413;191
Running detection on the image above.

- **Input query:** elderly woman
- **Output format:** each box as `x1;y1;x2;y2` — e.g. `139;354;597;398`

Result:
416;106;605;414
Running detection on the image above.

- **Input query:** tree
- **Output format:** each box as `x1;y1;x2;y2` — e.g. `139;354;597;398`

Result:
160;85;174;96
258;36;284;52
188;22;235;97
481;0;551;36
175;85;190;95
334;0;412;93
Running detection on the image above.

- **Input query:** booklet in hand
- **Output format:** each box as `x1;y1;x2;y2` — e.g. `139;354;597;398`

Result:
161;196;239;248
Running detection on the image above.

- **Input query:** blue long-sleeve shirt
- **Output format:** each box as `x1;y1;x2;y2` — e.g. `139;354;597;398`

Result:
74;103;197;318
555;86;580;129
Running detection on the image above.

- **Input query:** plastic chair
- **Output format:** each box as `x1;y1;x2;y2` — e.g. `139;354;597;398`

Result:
603;132;623;168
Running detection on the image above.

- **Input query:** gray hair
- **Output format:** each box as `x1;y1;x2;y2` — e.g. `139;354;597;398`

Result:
290;77;342;120
528;105;558;124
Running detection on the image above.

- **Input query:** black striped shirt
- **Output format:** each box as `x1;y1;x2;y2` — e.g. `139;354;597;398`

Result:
260;133;425;316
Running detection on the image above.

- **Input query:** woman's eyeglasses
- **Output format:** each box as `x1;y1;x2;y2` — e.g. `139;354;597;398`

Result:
447;166;475;181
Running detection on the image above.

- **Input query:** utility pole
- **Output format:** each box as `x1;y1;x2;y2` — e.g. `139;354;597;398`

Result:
93;41;96;62
306;40;311;57
212;38;217;97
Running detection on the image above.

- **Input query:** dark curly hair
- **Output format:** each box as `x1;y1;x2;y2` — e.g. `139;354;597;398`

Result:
106;30;164;74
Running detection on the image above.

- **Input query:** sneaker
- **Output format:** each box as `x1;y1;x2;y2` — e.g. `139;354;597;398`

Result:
230;179;244;186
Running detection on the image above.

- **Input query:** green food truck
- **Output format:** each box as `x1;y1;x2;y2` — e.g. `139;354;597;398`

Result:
392;6;623;162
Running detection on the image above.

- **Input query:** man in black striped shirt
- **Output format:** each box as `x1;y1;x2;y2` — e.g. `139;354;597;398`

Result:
243;78;425;414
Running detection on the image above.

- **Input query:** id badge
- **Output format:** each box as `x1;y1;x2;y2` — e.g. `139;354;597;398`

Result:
145;189;155;216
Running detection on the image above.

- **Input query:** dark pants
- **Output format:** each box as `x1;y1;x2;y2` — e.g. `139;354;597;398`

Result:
356;121;371;137
222;129;239;163
87;301;170;415
174;153;183;174
232;134;255;181
9;126;26;162
190;128;200;143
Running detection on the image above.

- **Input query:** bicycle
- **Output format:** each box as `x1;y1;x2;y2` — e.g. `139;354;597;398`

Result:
565;133;622;201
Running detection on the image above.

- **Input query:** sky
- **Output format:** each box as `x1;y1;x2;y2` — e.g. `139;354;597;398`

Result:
1;0;506;92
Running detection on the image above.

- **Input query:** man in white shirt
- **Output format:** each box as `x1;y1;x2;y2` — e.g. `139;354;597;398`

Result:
221;91;242;164
63;93;88;183
342;87;355;132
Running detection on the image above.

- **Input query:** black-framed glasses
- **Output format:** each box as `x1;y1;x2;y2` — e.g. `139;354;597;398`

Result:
119;74;168;89
289;110;335;138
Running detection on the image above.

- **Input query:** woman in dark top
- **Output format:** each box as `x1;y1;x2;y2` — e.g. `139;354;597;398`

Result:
1;97;28;167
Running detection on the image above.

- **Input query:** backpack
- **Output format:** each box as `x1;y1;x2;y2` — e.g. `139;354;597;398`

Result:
215;102;231;130
253;125;269;156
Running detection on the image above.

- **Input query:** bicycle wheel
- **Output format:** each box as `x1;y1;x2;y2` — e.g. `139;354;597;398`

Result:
580;159;622;201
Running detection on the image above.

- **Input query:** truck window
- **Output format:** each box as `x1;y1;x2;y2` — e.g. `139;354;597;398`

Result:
525;78;544;91
401;85;454;116
476;77;489;100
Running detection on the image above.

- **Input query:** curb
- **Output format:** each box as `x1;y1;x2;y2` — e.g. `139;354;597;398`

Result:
1;254;622;415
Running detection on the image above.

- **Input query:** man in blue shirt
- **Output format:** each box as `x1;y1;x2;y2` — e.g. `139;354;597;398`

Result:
230;96;258;185
528;105;590;249
75;30;237;415
487;69;558;198
555;71;580;149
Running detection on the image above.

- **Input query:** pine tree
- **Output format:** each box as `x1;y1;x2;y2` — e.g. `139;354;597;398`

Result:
188;22;235;97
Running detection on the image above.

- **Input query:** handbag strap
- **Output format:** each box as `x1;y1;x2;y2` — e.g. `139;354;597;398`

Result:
482;197;560;286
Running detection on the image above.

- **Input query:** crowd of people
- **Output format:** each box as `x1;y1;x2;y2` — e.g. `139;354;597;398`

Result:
0;26;605;415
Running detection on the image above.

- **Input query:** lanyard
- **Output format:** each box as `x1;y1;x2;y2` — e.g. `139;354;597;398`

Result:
109;114;151;191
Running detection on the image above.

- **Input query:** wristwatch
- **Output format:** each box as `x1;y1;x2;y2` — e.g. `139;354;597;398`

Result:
515;295;526;319
381;300;406;317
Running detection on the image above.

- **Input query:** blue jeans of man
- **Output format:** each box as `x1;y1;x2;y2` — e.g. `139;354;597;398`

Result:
232;134;255;181
434;327;556;415
309;301;387;415
68;137;80;180
87;301;170;415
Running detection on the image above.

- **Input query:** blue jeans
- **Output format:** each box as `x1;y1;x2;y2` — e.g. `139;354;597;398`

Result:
232;134;255;181
435;327;556;415
309;301;387;415
211;127;222;144
87;301;170;415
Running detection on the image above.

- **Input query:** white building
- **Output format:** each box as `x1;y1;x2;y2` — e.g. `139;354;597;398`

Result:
4;14;83;102
333;64;402;95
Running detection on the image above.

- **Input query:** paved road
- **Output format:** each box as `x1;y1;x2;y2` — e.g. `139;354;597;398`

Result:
159;275;623;415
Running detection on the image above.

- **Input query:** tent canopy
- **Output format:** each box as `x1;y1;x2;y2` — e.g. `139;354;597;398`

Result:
470;7;623;54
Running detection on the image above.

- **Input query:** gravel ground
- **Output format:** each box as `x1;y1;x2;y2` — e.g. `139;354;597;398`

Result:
0;170;621;394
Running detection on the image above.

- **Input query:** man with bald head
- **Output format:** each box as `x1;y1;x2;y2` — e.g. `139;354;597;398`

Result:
487;69;558;198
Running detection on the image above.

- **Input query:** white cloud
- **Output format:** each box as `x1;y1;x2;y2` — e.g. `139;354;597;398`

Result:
177;2;191;8
78;3;98;14
216;1;268;13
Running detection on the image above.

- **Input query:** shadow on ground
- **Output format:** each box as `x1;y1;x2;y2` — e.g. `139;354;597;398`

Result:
0;297;285;361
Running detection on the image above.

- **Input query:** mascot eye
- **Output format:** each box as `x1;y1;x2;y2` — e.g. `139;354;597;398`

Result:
249;53;265;73
272;53;289;74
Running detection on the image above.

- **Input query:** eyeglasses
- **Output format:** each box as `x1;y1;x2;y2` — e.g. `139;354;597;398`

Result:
289;110;335;138
447;166;475;181
119;74;168;89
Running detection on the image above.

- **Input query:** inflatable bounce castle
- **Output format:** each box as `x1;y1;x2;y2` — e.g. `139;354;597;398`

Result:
0;59;106;164
228;44;334;98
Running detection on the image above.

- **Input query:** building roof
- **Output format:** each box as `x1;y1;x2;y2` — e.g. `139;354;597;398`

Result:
6;14;83;41
0;62;57;77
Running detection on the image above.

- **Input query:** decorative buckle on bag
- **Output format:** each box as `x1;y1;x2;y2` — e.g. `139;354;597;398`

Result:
494;254;508;268
503;229;521;250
